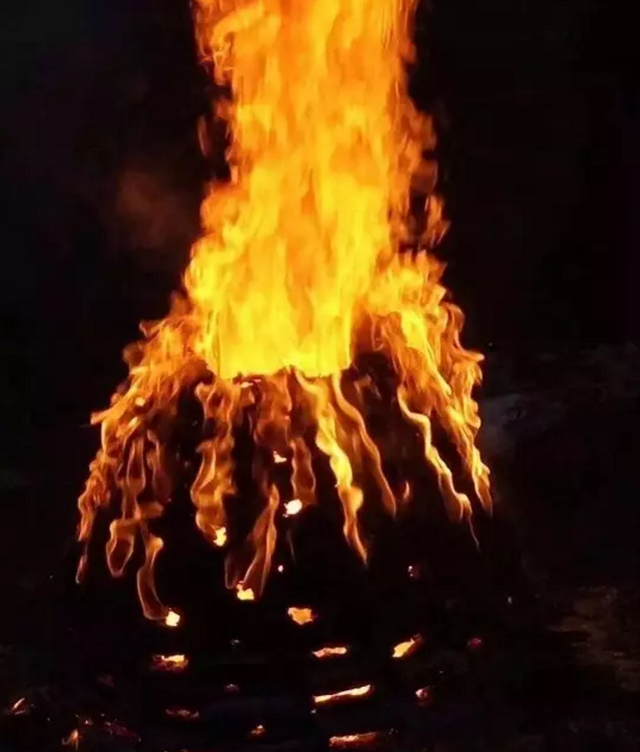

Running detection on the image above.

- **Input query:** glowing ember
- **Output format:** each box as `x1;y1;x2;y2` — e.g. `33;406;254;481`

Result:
407;564;421;580
224;683;240;694
313;684;373;707
329;732;389;749
391;634;423;659
8;697;29;716
273;451;287;464
467;636;483;651
277;564;284;573
287;606;316;625
62;729;80;749
164;609;181;628
165;708;200;720
76;0;491;617
151;654;189;672
249;724;266;739
236;583;255;601
283;498;303;517
312;645;350;659
415;686;432;705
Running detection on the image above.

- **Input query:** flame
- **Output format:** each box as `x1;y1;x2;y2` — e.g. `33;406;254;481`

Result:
76;0;491;617
391;634;423;659
151;654;189;672
313;684;373;707
287;606;315;625
312;645;349;659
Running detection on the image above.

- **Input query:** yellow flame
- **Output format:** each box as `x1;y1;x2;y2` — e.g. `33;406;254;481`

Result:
76;0;491;617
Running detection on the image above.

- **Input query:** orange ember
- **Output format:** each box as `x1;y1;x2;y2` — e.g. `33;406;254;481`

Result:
76;0;491;619
391;634;423;659
312;645;350;659
287;606;316;625
151;653;189;672
313;684;373;707
329;732;390;749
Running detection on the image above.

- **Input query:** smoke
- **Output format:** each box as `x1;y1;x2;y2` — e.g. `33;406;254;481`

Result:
108;161;200;274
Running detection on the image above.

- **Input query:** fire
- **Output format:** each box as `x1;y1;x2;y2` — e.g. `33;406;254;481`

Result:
391;634;423;659
151;654;189;672
76;0;491;618
165;708;200;720
163;609;181;628
283;498;303;517
329;732;390;749
7;697;30;716
249;724;266;739
62;729;80;749
312;645;349;659
287;606;316;625
313;684;373;707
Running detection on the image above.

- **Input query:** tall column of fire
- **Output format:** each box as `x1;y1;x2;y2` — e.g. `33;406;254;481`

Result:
77;0;491;621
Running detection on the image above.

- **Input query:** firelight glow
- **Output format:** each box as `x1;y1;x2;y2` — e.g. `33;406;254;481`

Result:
76;0;491;621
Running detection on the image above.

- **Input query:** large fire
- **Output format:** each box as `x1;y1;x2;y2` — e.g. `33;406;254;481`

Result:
76;0;491;620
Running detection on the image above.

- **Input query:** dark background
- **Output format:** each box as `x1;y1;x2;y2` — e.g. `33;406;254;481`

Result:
0;0;639;699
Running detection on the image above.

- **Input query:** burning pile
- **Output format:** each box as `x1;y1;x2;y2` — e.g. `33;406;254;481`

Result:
76;0;491;620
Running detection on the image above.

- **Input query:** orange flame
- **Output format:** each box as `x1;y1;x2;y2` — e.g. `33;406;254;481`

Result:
313;684;373;707
76;0;491;617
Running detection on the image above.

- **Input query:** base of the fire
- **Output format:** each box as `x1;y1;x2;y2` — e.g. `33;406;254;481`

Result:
3;460;524;752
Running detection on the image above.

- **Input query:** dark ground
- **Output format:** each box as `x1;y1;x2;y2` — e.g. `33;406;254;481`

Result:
1;0;639;748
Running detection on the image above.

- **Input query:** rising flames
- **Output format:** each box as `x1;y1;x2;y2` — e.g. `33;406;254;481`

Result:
76;0;491;620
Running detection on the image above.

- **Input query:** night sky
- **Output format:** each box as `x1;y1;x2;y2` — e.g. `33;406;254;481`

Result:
1;0;638;482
